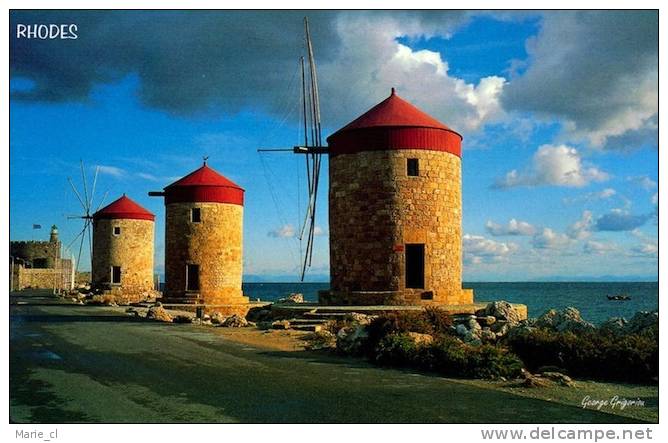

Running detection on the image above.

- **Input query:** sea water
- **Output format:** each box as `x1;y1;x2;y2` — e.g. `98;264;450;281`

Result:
242;281;658;325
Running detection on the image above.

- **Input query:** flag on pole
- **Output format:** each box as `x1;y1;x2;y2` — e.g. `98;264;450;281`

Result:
32;224;42;229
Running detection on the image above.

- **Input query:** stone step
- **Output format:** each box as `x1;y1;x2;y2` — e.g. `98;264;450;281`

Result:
303;312;350;318
290;324;324;332
287;318;329;324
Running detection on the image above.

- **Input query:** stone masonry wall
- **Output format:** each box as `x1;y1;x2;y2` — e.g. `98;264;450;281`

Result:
92;218;154;301
329;149;471;305
10;240;60;268
12;259;73;291
164;202;247;305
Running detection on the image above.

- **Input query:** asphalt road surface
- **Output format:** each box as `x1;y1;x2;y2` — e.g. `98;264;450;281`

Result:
10;290;641;423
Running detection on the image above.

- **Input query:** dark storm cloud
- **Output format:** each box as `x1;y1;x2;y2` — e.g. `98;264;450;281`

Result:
10;10;341;115
501;11;658;147
10;10;479;128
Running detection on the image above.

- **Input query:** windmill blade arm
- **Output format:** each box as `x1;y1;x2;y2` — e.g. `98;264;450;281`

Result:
94;190;109;212
90;166;99;209
68;177;87;211
66;224;87;250
80;160;91;215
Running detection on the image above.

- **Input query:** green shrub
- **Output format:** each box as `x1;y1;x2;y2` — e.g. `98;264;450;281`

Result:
507;327;658;384
365;311;435;356
426;337;523;379
374;333;420;366
373;333;523;380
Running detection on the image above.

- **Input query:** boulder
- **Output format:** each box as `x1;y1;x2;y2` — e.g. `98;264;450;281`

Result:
626;311;658;334
277;293;304;304
146;306;172;323
518;368;533;380
467;318;482;331
505;322;534;340
345;312;374;326
463;330;482;346
406;332;434;347
336;325;368;355
210;312;226;325
172;314;194;324
221;314;249;328
599;317;628;335
478;316;496;326
521;375;552;388
455;324;469;337
535;307;595;333
484;301;522;326
541;371;575;387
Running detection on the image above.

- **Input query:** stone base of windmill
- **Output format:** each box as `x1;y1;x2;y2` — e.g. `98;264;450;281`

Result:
318;287;474;306
158;289;271;318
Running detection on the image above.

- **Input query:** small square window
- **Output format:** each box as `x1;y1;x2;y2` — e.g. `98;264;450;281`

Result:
191;208;201;223
407;158;419;176
113;226;121;236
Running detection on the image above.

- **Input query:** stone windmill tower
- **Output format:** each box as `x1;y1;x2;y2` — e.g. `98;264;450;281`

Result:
321;88;473;306
150;162;248;308
92;194;155;302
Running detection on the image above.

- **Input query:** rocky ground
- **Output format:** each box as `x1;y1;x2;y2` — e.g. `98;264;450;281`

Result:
23;293;658;422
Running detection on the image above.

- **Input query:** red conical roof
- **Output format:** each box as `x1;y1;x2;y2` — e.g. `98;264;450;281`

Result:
334;88;451;133
165;164;243;190
93;195;155;221
327;88;462;157
163;163;244;205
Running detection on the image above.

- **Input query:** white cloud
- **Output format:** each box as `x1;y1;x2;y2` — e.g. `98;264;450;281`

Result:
651;193;658;205
463;234;519;264
502;11;657;148
629;243;657;258
97;165;126;178
494;144;609;189
320;13;506;133
628;229;657;258
532;228;572;250
267;224;296;238
583;240;618;255
567;210;594;240
268;224;326;238
485;218;535;236
627;175;657;191
136;172;160;182
562;188;616;205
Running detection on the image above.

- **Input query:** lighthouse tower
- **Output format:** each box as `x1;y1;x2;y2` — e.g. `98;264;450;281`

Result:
322;88;473;306
152;162;247;307
92;194;155;302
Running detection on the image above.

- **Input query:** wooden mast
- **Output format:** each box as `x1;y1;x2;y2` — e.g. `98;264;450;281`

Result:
256;16;327;281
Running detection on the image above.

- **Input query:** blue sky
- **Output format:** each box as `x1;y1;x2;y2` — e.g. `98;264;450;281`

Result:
9;11;658;281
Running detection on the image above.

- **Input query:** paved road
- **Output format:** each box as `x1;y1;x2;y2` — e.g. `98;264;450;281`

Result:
10;290;640;423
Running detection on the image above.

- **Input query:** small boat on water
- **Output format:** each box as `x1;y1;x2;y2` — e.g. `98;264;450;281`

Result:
607;294;632;301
